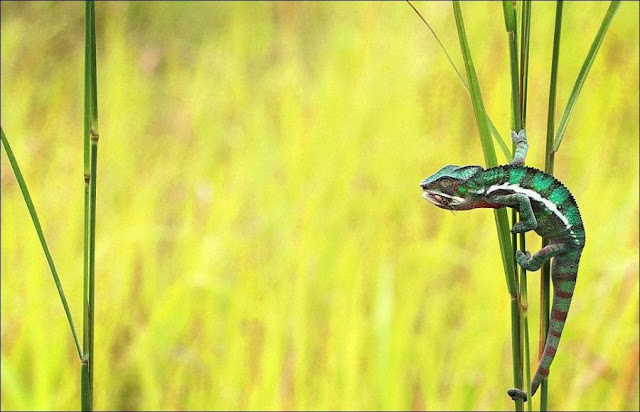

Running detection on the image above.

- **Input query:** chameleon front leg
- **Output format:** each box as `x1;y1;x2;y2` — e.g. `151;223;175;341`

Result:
492;193;537;233
515;243;567;271
509;129;528;166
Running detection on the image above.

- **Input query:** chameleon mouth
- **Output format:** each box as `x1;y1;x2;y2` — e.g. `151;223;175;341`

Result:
421;190;464;209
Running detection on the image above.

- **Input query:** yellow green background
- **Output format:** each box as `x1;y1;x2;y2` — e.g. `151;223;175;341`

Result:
1;2;638;410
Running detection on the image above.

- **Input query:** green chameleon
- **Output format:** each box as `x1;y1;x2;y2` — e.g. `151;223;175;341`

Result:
419;130;585;401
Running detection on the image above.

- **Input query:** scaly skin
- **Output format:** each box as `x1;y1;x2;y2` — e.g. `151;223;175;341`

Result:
420;130;585;400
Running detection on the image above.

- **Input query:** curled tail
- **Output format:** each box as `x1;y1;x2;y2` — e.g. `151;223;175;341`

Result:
530;250;581;396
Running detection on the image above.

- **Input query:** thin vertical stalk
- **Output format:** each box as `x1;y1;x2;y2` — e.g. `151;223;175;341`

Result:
519;1;532;128
540;3;564;409
503;1;524;409
503;1;522;131
451;1;517;293
519;237;532;412
518;2;533;410
541;3;620;408
508;296;523;411
82;1;99;410
88;0;99;404
88;129;99;406
453;5;520;410
81;0;92;409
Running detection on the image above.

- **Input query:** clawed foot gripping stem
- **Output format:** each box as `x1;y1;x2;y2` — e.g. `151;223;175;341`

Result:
507;387;528;402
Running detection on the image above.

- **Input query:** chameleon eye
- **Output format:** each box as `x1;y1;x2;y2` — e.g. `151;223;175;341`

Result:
440;178;453;189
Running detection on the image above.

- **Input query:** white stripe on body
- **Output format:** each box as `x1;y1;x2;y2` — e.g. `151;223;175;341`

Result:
486;183;571;229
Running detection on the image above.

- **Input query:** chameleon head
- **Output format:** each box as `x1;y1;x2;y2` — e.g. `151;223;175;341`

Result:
419;165;484;210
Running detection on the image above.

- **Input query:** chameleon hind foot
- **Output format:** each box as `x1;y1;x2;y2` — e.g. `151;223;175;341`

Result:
516;250;545;272
516;243;568;272
515;250;531;266
507;388;528;402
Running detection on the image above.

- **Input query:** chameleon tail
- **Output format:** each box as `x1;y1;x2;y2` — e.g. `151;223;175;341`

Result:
530;250;581;396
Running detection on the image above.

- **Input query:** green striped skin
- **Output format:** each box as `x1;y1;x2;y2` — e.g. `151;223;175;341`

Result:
420;131;585;400
463;165;585;246
460;165;585;397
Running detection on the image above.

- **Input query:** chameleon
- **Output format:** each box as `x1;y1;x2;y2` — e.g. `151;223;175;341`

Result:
419;130;585;401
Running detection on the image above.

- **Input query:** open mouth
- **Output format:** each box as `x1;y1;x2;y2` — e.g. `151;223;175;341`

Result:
421;190;463;209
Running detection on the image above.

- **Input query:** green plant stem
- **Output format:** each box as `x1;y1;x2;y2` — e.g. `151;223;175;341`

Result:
81;181;90;411
520;270;532;412
519;235;532;412
1;128;83;359
82;1;99;410
81;360;90;409
509;294;522;411
88;132;99;406
503;1;522;132
518;3;532;411
519;1;532;128
503;1;525;409
540;3;564;409
452;6;521;408
451;1;517;298
81;0;92;408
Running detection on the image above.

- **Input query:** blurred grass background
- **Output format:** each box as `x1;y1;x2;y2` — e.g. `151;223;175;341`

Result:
1;2;638;410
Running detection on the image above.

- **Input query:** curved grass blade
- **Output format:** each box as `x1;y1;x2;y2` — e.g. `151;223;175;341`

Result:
553;0;621;152
1;127;83;359
406;0;511;161
407;0;467;89
452;2;523;410
451;1;516;293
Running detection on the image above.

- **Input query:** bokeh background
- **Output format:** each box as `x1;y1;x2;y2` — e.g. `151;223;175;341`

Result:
1;2;638;410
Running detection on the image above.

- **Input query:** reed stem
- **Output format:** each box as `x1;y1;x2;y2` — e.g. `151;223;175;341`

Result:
451;0;518;294
540;3;564;409
503;1;526;409
518;2;533;410
81;0;92;408
81;1;99;409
